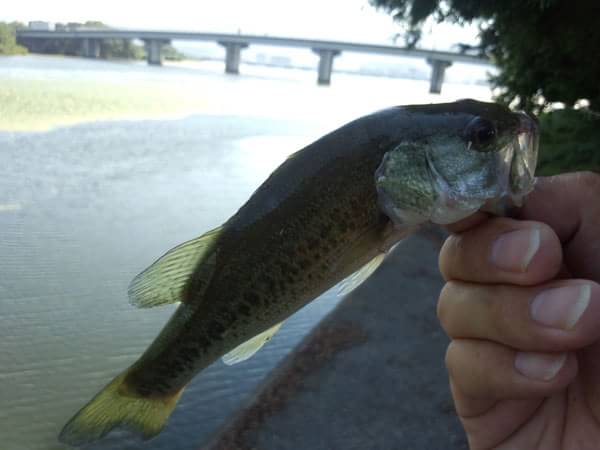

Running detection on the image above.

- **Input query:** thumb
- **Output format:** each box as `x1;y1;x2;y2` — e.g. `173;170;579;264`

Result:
518;172;600;282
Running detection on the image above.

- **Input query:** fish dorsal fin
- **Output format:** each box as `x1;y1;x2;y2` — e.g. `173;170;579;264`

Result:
337;253;386;297
128;226;222;308
222;322;283;366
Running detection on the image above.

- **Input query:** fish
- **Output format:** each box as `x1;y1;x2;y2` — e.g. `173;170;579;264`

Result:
58;99;539;445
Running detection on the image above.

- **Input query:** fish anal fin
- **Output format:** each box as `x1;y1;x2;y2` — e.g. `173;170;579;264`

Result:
222;322;283;366
337;252;386;297
128;226;222;308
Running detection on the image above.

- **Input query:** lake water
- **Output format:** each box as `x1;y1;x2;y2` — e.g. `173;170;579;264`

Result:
0;55;493;450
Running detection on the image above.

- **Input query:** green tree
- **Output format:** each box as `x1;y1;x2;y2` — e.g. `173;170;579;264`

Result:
26;21;146;60
370;0;600;113
0;22;28;55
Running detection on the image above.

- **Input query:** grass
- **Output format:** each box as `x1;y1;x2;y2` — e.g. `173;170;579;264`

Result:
0;78;211;131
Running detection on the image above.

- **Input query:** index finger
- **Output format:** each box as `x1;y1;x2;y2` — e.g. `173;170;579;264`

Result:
439;218;562;284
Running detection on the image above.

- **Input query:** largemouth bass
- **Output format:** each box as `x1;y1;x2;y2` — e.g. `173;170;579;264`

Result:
59;99;539;445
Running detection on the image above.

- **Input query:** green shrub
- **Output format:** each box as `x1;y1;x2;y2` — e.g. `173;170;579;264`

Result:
537;109;600;175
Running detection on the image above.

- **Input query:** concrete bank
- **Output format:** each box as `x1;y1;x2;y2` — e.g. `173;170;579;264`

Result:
205;228;468;450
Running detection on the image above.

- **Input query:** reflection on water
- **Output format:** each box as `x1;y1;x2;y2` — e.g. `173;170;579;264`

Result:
0;55;492;450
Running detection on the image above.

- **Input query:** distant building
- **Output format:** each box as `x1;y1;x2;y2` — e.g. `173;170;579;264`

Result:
28;21;53;31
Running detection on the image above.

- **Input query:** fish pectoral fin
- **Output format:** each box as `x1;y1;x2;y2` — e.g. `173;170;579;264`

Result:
337;252;386;297
128;226;222;308
222;322;283;366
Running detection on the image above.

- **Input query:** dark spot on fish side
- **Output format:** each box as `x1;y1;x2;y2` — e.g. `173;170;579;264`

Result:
208;322;226;337
220;309;237;322
196;336;210;348
298;258;310;270
238;303;252;316
258;274;277;292
244;292;260;304
319;224;332;239
181;345;200;360
337;221;349;234
279;261;292;275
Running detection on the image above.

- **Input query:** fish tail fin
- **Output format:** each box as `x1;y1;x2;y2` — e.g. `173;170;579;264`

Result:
58;370;183;446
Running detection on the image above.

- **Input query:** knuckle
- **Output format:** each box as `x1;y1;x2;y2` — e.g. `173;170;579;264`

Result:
577;171;600;205
437;281;461;333
444;339;466;377
577;170;600;190
533;222;563;277
486;287;509;332
444;341;457;373
439;234;464;280
436;283;450;323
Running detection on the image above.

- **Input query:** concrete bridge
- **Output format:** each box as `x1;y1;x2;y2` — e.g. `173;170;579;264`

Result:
16;29;491;93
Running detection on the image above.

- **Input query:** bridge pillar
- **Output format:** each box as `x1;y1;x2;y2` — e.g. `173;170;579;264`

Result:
144;39;167;66
81;38;101;58
218;41;249;74
312;48;341;85
427;58;452;94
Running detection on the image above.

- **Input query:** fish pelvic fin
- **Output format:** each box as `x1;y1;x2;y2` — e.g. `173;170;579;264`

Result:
58;370;183;446
128;225;222;308
222;321;284;365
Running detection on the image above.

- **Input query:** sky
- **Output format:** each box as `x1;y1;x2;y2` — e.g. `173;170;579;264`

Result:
1;0;480;50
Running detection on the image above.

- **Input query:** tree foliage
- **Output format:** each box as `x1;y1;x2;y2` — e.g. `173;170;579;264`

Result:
18;20;184;62
0;22;28;55
370;0;600;112
21;21;146;59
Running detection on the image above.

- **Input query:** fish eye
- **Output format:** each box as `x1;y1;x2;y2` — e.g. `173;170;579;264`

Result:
465;117;497;151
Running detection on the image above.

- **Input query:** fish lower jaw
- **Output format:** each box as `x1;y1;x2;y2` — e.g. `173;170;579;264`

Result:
380;195;483;227
429;204;481;225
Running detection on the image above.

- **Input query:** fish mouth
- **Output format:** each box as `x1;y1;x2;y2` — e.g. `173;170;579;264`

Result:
482;112;539;216
510;112;539;203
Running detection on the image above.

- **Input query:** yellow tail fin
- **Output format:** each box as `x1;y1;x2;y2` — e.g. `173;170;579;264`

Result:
58;371;183;446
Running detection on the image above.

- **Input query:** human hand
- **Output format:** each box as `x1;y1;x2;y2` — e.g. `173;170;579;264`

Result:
437;172;600;449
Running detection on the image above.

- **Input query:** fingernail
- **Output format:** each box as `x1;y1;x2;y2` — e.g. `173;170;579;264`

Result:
491;228;540;272
531;285;591;330
515;352;567;381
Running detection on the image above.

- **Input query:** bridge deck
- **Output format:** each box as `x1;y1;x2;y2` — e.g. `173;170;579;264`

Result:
16;30;489;65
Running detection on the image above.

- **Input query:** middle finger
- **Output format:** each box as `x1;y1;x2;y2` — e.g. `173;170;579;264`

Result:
438;279;600;352
439;218;562;285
